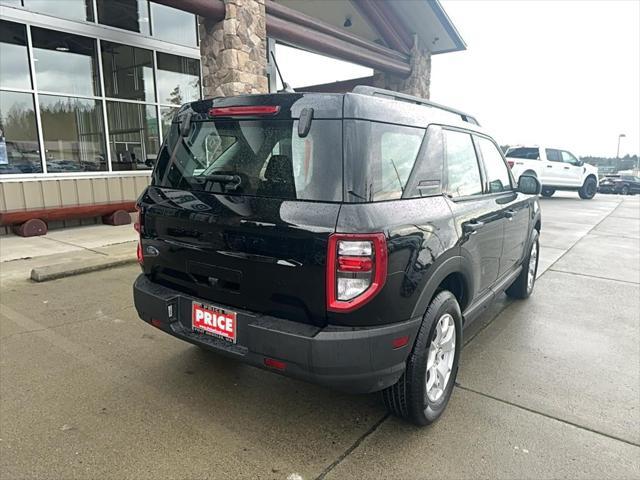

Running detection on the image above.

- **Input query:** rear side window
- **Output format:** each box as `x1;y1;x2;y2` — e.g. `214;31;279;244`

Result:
546;149;562;162
344;121;426;202
153;119;342;201
444;129;482;198
506;147;539;160
476;136;512;193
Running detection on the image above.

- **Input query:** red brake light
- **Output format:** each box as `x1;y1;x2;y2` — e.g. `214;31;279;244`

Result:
136;241;143;265
135;206;143;265
337;256;373;272
327;233;387;313
209;105;280;117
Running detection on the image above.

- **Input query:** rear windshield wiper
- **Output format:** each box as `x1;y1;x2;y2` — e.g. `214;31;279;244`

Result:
193;174;242;191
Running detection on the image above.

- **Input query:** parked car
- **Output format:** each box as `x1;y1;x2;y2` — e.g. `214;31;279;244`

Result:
505;146;598;199
598;174;640;195
133;87;542;426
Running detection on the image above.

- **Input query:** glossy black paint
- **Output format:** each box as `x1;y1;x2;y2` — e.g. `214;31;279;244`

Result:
137;91;541;333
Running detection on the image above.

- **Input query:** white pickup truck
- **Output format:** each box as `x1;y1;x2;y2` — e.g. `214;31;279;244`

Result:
505;146;599;199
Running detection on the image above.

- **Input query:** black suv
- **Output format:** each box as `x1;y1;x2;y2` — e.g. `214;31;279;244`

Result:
133;86;542;425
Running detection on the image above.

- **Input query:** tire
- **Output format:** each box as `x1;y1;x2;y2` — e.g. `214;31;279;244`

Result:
540;187;555;198
506;230;539;299
382;291;462;426
578;177;597;199
621;185;630;196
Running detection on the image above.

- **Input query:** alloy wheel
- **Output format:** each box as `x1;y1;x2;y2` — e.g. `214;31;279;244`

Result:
425;313;456;403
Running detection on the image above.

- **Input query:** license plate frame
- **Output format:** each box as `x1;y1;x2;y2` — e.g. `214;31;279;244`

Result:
192;301;237;343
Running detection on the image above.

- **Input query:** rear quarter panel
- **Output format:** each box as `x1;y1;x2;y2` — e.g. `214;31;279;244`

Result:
331;196;461;326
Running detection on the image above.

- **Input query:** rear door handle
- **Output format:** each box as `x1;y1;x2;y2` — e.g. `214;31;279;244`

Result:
563;166;570;170
463;220;484;235
505;209;516;219
546;165;553;168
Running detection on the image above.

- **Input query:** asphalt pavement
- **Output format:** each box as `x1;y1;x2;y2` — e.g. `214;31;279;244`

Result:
1;192;638;479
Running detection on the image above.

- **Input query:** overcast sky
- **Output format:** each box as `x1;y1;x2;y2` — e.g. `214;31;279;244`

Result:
277;0;639;158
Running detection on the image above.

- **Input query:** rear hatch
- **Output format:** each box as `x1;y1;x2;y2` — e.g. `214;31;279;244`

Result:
138;94;343;326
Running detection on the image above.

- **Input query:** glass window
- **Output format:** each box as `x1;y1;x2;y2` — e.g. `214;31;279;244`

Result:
107;101;159;171
160;106;178;138
477;136;512;193
0;1;23;6
545;148;562;162
0;90;42;174
560;150;579;165
97;0;150;36
404;125;444;198
343;121;425;202
101;41;155;102
150;2;197;46
32;28;100;97
153;119;342;202
444;129;482;198
156;53;200;105
0;20;31;90
505;147;539;160
22;0;94;22
39;95;106;172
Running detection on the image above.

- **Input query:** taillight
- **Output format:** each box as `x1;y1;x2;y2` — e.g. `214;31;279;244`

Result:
327;233;387;312
209;105;280;117
507;160;514;169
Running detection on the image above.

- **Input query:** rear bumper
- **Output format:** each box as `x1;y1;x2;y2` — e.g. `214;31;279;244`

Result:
133;274;421;394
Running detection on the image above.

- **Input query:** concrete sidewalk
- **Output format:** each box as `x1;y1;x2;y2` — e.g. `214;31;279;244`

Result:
0;224;137;286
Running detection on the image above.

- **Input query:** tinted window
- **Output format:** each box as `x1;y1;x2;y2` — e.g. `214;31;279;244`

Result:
404;125;444;198
560;150;579;164
23;0;94;22
101;41;155;102
506;147;539;160
39;95;107;172
444;130;482;198
0;90;42;174
97;0;150;35
153;119;342;202
546;149;562;162
107;102;159;170
32;28;100;97
343;121;425;202
156;53;200;105
0;20;31;90
477;136;512;193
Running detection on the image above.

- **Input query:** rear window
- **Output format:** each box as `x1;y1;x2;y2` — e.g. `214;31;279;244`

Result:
506;147;540;160
152;118;342;201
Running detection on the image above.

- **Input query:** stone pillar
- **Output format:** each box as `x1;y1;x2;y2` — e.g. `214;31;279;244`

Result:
199;0;268;97
373;35;431;99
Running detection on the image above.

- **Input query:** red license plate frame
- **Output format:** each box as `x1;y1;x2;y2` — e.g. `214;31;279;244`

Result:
192;302;237;343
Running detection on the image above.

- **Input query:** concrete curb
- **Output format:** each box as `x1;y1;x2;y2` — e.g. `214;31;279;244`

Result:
30;254;137;282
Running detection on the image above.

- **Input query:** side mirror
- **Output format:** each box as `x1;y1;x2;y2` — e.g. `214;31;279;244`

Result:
518;174;542;195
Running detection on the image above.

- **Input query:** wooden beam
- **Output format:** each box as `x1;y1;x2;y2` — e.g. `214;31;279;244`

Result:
150;0;225;21
352;0;413;54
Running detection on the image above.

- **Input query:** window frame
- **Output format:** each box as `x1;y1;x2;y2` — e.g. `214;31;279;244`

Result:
441;126;486;201
473;133;515;195
0;8;202;179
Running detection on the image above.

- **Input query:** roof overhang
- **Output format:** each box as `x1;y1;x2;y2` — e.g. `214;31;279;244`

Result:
151;0;465;76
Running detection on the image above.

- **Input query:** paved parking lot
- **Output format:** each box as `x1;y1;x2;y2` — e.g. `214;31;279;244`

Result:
1;193;638;479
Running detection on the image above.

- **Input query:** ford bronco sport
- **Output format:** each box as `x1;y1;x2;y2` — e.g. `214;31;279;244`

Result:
133;86;542;425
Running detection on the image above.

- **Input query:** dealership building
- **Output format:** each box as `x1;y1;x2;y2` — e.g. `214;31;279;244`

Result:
0;0;464;235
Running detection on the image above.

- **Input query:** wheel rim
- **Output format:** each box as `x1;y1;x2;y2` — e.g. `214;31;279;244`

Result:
426;313;456;403
527;240;538;292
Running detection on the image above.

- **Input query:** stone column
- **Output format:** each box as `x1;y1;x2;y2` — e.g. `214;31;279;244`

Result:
373;35;431;99
199;0;268;98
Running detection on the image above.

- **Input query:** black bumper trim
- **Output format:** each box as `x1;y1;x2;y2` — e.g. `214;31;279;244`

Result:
133;274;422;393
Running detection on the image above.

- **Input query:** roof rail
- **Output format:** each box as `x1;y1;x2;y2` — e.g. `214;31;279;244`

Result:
352;85;480;126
